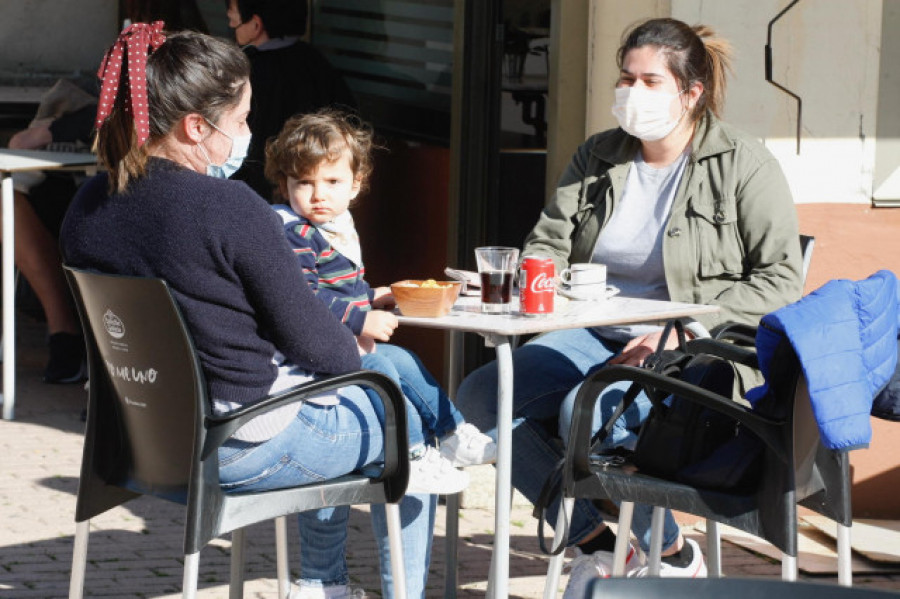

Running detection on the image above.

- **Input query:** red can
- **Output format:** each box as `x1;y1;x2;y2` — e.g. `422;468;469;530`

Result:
519;255;555;316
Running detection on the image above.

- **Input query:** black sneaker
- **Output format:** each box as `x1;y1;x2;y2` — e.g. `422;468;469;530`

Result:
44;332;87;384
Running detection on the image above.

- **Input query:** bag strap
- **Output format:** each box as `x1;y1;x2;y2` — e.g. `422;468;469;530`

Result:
642;319;688;372
589;381;643;453
534;319;690;556
534;379;643;555
534;458;568;555
641;319;693;407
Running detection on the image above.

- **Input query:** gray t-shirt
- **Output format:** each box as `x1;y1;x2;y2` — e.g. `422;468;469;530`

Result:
591;147;689;342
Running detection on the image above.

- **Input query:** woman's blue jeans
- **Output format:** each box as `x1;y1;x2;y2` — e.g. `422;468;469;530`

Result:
218;383;436;598
362;343;465;447
455;327;680;553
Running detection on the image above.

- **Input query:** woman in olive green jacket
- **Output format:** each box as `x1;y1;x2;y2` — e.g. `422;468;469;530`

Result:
457;17;802;595
524;109;801;333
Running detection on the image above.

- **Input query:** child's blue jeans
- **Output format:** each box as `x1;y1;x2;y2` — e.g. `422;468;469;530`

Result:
362;343;465;449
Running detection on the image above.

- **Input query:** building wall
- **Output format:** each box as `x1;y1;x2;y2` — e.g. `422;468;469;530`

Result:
874;1;900;205
674;0;883;205
0;0;117;79
554;0;891;205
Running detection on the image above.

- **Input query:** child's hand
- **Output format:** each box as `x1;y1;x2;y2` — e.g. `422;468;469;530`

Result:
371;286;395;309
362;309;398;341
357;336;376;355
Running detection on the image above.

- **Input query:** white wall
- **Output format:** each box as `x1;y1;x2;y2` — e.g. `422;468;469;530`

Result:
874;0;900;205
675;0;882;204
573;0;888;205
0;0;117;77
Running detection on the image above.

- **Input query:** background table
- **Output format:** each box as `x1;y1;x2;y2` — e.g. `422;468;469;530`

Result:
1;148;97;419
0;85;48;132
397;294;719;599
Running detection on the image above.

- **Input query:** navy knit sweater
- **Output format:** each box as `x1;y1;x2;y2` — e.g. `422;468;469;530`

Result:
60;158;361;405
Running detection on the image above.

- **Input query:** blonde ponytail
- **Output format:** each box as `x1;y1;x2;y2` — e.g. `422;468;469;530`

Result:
693;25;733;118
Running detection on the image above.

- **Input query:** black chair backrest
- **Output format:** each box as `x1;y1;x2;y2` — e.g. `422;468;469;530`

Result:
756;333;831;501
589;577;895;599
67;266;411;556
799;234;815;283
67;269;205;508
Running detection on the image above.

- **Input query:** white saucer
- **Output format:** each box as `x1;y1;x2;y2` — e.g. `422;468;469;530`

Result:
557;284;619;301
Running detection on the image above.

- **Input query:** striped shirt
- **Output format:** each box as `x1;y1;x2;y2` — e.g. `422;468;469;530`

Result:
275;205;373;336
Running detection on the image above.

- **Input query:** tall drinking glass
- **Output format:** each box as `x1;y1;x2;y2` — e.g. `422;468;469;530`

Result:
475;246;519;314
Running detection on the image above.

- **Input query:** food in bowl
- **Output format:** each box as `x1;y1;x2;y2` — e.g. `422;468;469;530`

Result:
391;279;462;318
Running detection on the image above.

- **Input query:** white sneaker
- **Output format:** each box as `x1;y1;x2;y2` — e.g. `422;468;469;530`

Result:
629;537;707;578
406;445;470;495
562;543;644;599
290;583;366;599
440;422;497;467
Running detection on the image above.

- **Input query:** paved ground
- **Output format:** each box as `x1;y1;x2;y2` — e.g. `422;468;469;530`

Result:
4;316;900;599
5;201;900;598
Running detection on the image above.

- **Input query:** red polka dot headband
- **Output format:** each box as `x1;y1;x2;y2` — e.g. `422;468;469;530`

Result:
95;21;167;147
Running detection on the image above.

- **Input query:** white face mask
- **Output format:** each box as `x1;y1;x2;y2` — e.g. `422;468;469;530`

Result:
611;86;686;141
199;119;252;179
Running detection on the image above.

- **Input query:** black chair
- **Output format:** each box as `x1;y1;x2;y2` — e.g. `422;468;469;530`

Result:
799;234;816;284
685;234;815;342
64;267;411;599
443;234;820;599
587;577;896;599
543;335;853;597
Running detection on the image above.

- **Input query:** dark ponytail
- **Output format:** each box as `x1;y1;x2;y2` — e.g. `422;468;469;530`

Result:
95;30;250;193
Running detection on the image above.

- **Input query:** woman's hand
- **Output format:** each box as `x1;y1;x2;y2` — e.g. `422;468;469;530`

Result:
371;286;395;309
608;327;688;367
361;309;398;342
8;124;52;150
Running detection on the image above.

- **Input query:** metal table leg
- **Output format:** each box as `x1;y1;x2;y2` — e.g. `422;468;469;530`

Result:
486;333;512;599
2;173;16;420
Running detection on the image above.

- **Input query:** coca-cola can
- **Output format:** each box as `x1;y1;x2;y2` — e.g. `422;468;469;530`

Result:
519;255;555;316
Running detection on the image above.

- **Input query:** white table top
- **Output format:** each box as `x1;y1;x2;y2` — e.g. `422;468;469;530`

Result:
396;294;719;336
0;148;97;173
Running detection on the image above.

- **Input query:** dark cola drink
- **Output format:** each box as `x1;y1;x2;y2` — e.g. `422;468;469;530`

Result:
480;270;513;313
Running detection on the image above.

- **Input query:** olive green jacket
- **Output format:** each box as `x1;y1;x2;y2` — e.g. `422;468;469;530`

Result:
523;112;803;331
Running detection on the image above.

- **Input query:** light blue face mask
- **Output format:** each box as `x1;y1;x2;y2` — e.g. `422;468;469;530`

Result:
199;118;252;179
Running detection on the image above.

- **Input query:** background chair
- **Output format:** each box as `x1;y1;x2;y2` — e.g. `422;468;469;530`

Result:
799;234;816;284
64;267;410;599
686;234;815;341
587;577;895;599
542;335;853;598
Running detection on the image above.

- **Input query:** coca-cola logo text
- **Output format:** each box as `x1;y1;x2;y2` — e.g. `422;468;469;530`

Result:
529;272;556;293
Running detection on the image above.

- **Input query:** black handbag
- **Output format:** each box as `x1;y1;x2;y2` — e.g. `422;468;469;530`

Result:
629;320;762;491
535;320;764;555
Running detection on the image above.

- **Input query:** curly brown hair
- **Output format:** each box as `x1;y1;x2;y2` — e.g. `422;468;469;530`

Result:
265;108;376;201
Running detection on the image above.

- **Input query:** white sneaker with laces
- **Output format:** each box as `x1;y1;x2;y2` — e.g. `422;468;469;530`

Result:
289;583;367;599
562;542;644;599
440;422;497;467
629;537;707;578
406;445;470;495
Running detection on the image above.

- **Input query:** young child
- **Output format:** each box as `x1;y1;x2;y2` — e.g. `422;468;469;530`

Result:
265;109;496;495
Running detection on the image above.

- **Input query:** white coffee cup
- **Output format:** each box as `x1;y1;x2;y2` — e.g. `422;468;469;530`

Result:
560;263;607;287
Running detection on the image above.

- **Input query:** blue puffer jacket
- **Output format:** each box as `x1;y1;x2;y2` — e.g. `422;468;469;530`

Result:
746;270;900;451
